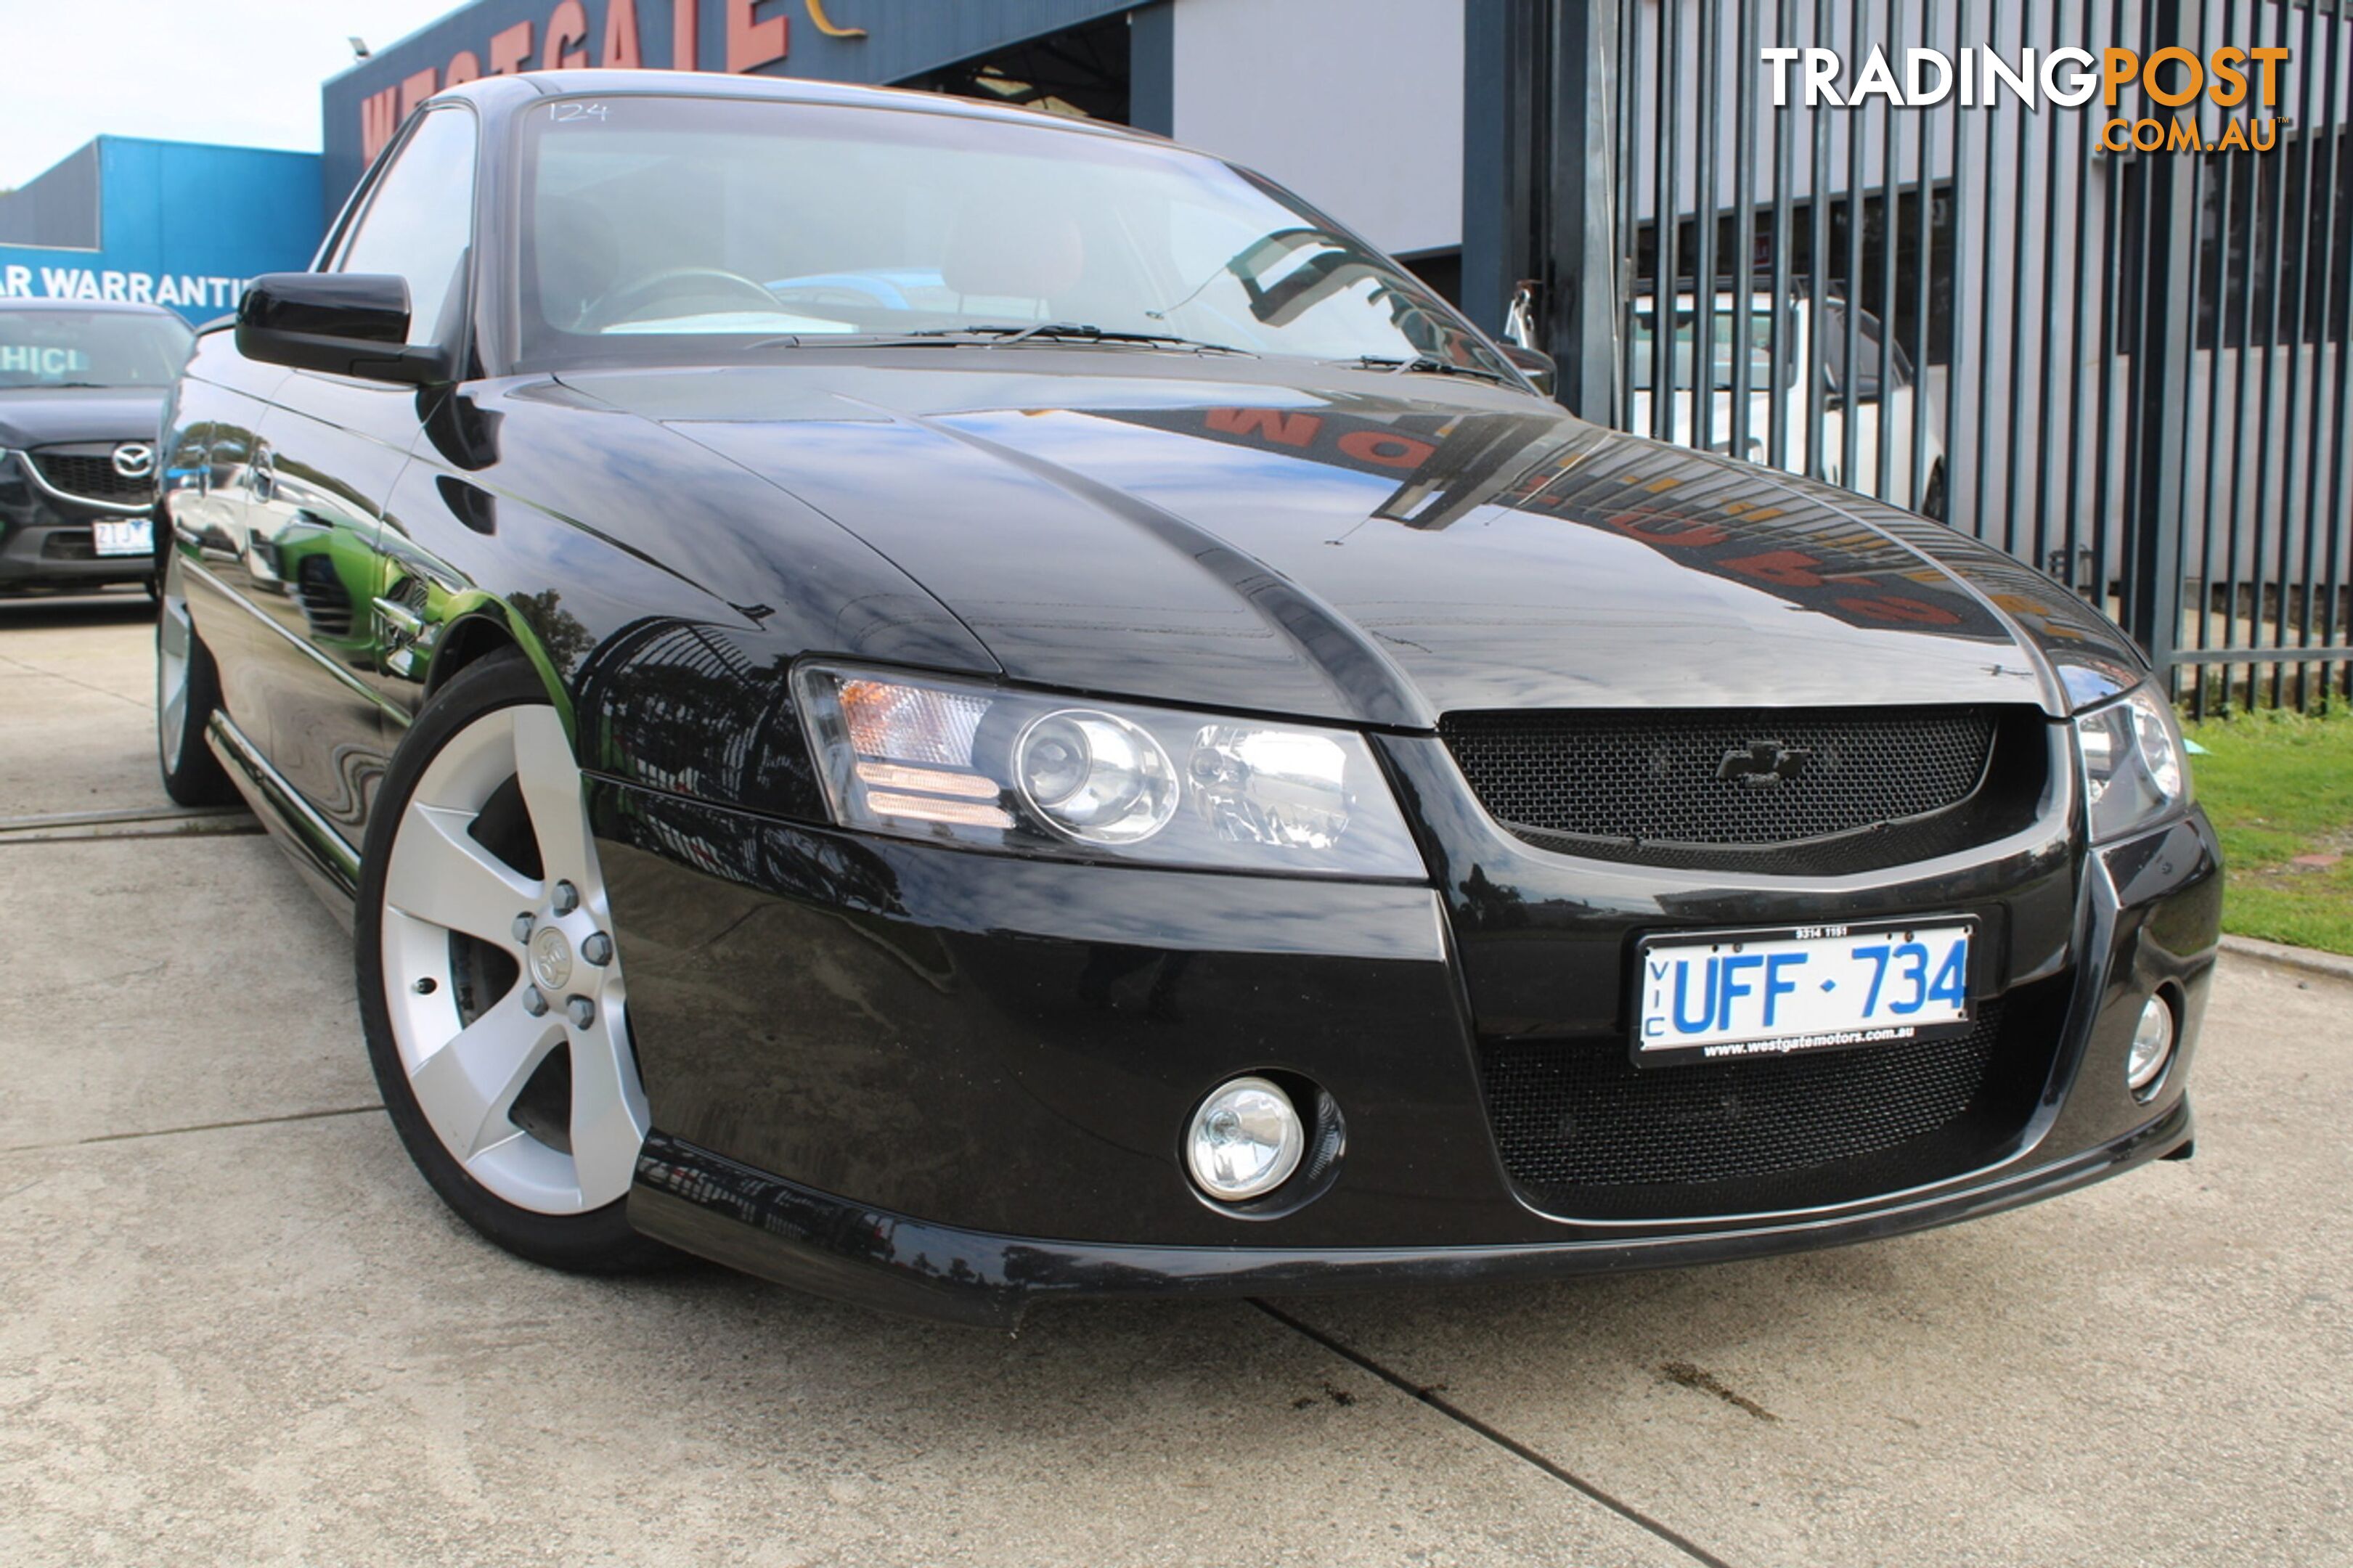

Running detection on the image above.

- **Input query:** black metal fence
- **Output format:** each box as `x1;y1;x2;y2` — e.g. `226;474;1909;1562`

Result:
1511;0;2352;713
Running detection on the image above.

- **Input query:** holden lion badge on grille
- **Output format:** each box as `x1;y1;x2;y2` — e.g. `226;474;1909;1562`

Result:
110;443;155;480
1718;740;1812;788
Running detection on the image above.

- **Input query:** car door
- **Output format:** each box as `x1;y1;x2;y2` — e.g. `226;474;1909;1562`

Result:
165;350;293;748
237;385;405;838
248;105;481;843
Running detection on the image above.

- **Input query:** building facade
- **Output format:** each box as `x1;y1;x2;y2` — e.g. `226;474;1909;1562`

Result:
0;138;325;323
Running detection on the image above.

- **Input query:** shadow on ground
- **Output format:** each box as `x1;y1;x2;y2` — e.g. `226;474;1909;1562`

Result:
0;588;155;629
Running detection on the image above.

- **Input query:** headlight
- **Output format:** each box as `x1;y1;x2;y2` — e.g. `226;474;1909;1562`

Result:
2075;684;2191;844
792;662;1426;877
1014;709;1179;844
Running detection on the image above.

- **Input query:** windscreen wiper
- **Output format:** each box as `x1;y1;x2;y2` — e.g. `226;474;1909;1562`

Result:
739;324;1252;356
921;322;1252;355
1348;354;1516;387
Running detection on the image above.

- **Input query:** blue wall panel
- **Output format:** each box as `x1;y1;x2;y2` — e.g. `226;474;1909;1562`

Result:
0;139;325;324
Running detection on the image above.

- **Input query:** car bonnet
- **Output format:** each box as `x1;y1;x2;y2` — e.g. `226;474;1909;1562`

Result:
564;359;2116;727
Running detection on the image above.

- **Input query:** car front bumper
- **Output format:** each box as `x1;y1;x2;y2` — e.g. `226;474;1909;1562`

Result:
593;743;2222;1328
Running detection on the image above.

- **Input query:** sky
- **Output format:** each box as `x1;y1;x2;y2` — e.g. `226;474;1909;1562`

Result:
0;0;461;188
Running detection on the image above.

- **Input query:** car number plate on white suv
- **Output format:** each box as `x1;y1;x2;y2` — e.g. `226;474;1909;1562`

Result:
1634;919;1975;1067
91;518;152;557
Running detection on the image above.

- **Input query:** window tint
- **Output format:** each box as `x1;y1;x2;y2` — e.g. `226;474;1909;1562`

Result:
337;109;477;346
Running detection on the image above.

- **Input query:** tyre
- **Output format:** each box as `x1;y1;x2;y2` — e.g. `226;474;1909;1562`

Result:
356;651;669;1273
155;560;240;807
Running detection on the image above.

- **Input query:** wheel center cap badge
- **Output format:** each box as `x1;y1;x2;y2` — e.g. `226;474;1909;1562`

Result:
529;926;573;992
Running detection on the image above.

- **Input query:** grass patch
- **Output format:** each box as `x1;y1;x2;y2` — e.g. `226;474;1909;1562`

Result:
2183;707;2353;956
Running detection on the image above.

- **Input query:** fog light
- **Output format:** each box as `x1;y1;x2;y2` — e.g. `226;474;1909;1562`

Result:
1185;1077;1304;1201
2127;995;2177;1096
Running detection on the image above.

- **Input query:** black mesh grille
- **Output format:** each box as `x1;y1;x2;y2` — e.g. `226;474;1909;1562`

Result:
1444;706;2005;867
1476;992;2063;1220
30;450;153;505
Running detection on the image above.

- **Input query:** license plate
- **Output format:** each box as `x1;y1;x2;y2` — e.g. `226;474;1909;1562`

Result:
91;518;152;557
1634;919;1975;1066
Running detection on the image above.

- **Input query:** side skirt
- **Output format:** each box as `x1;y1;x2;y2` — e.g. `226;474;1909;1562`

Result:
206;711;360;931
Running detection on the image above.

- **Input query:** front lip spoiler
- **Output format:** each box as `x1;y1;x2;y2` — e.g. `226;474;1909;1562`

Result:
627;1100;2193;1329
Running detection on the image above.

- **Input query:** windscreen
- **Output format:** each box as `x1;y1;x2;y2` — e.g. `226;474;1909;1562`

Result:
514;94;1506;376
0;309;194;389
1631;304;1794;393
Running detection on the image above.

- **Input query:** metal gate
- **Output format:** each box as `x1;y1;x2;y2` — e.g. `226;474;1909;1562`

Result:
1480;0;2352;712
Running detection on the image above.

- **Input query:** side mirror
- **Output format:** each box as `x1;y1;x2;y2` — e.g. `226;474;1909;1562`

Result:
236;274;452;386
1500;343;1557;398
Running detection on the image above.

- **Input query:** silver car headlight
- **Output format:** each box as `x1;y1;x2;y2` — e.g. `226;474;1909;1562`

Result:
792;662;1426;877
2074;684;2191;844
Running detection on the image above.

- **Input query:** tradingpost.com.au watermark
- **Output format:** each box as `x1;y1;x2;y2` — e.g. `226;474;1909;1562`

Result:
1761;44;2293;153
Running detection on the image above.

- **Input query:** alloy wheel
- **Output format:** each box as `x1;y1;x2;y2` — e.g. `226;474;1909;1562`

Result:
378;702;650;1214
156;578;193;764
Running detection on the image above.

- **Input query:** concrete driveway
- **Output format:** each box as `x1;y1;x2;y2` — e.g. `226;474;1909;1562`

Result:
4;596;2348;1568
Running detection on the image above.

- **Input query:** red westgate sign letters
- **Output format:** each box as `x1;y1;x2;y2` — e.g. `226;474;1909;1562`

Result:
358;0;868;161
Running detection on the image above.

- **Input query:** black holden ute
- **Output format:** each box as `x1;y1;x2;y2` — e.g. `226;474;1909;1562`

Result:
1;298;192;595
155;71;2220;1327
